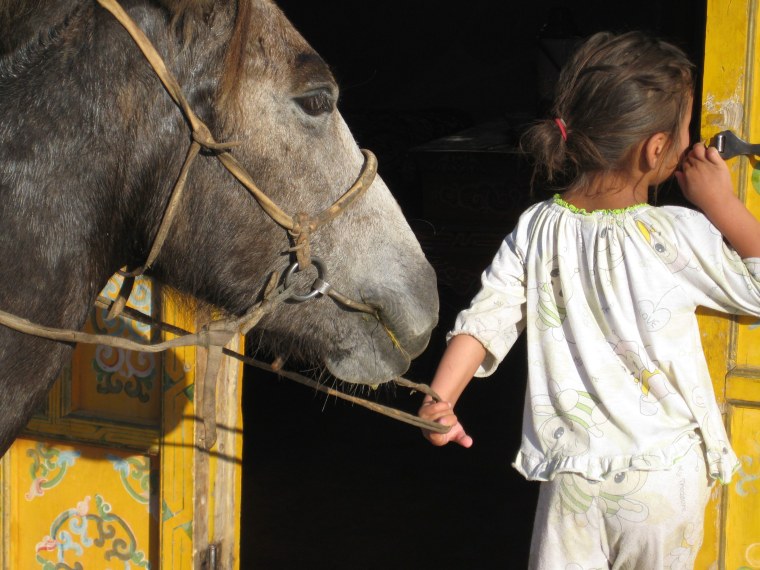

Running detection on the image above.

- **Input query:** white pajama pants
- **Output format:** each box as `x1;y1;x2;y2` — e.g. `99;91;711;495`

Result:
528;443;713;570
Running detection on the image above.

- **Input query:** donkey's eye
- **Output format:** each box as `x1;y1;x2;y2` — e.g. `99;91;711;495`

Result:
295;89;335;117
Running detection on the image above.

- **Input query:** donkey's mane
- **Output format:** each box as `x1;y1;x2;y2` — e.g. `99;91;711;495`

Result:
0;0;217;16
218;0;251;105
0;0;252;104
159;0;215;14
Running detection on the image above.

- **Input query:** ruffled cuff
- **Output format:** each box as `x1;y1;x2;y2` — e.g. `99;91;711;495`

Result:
446;330;500;377
704;443;741;485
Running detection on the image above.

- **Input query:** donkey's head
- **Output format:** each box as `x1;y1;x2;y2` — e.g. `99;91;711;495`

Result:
142;0;439;382
0;0;438;455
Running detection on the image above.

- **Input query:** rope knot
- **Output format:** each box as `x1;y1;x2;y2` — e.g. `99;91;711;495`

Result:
289;213;314;268
191;123;239;153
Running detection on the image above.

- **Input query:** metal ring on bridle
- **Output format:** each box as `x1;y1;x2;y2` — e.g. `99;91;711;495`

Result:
283;257;331;302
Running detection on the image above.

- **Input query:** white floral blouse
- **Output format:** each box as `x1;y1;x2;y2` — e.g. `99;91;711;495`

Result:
450;195;760;483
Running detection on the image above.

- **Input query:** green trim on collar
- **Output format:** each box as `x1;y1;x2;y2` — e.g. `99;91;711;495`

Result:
553;194;648;215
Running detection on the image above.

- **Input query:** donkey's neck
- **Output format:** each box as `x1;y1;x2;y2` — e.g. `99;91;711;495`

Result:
0;2;129;325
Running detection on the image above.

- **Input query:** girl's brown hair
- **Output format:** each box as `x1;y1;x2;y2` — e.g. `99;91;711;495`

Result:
521;31;694;192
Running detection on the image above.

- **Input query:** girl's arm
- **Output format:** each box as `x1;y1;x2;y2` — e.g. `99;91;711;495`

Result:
676;143;760;258
418;334;487;448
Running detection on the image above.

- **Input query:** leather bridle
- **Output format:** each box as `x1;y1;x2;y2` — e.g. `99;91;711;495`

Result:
96;0;380;318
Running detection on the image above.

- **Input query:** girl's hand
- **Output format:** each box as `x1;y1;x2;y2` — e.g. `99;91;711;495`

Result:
675;141;760;258
418;400;473;448
675;142;734;216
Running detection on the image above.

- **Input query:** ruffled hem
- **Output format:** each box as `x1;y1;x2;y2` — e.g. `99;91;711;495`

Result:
512;431;739;483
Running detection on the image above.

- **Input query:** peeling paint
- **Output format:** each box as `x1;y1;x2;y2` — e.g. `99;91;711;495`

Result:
703;75;745;131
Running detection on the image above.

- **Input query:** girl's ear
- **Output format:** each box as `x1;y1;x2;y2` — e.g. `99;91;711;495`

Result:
644;132;670;170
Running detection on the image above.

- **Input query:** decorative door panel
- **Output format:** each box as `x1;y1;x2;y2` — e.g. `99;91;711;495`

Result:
71;279;161;425
7;439;157;569
0;276;244;569
725;407;760;568
697;1;760;567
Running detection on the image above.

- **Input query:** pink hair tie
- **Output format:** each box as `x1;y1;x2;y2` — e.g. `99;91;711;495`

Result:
554;117;568;141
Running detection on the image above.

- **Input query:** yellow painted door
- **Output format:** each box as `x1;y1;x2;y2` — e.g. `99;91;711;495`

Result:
697;1;760;568
0;276;243;569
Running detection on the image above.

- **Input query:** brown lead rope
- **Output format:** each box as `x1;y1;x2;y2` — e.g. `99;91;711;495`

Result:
88;297;450;434
0;294;450;435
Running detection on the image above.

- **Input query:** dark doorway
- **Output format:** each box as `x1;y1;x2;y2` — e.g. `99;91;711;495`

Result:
241;2;707;568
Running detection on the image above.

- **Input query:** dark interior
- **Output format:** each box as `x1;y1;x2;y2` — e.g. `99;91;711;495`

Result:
241;2;707;567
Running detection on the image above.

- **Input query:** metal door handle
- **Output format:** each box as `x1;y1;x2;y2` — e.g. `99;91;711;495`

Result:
711;130;760;159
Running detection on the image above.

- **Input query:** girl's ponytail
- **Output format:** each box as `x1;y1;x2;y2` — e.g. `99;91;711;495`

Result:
520;117;571;190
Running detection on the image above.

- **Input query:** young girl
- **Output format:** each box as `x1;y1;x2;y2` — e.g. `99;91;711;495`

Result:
419;31;760;568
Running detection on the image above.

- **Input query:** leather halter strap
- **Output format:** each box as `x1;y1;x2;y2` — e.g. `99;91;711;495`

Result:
97;0;378;277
